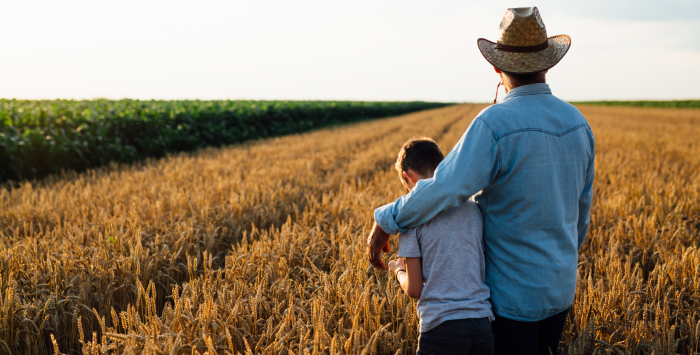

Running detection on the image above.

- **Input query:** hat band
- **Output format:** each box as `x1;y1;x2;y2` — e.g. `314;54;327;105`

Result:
495;40;549;53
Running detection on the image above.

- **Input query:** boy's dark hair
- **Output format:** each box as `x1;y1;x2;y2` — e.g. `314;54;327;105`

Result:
395;137;444;184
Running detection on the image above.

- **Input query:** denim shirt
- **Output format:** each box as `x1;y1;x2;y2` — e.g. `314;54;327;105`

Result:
375;83;595;321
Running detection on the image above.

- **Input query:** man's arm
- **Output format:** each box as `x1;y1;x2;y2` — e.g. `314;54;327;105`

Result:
577;137;595;250
368;118;500;269
375;118;500;235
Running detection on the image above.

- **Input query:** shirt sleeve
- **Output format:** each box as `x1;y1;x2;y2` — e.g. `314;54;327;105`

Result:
397;228;422;258
577;132;595;250
374;117;500;235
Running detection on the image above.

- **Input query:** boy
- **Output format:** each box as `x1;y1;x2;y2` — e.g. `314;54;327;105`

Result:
387;137;494;355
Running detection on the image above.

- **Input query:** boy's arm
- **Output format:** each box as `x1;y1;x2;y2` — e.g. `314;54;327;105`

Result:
389;258;423;299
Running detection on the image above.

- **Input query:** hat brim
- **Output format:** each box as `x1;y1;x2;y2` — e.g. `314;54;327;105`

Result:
477;35;571;74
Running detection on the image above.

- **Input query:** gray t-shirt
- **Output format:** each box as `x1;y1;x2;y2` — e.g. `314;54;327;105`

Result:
398;200;493;333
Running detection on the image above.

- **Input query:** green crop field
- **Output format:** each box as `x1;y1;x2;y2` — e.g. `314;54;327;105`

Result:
0;99;452;182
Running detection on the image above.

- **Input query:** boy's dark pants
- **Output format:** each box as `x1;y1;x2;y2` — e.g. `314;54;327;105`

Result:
492;308;570;355
417;318;494;355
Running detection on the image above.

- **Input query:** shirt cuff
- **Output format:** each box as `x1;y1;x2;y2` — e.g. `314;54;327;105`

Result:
374;203;407;235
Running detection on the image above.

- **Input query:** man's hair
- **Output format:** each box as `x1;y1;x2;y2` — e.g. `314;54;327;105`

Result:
395;137;444;184
502;70;547;87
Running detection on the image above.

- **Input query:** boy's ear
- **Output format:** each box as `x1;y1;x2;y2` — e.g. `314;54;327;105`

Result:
403;170;418;184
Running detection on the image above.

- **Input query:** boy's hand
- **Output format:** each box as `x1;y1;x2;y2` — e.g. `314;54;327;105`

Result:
388;258;406;275
367;222;391;270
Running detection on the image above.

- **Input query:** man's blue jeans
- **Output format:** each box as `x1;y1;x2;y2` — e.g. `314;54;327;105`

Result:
417;318;494;355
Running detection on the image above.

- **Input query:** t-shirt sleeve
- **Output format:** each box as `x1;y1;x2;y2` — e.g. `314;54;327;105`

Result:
397;228;422;258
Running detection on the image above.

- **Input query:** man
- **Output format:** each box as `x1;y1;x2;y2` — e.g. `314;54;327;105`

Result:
367;7;594;355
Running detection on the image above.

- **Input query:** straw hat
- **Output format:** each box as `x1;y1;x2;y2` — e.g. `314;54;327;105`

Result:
478;7;570;74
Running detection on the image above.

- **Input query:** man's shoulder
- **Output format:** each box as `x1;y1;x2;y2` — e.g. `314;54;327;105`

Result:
475;95;587;137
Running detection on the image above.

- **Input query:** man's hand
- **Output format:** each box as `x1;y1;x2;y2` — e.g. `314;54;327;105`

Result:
367;222;391;270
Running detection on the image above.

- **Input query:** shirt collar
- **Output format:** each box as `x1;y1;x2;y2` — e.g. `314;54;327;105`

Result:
501;83;552;102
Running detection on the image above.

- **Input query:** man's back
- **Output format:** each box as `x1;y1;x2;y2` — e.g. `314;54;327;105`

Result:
474;83;594;320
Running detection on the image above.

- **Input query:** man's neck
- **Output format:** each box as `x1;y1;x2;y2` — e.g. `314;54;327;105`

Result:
504;81;546;94
499;72;546;93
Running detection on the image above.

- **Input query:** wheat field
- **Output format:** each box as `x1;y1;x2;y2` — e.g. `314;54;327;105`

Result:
0;104;699;354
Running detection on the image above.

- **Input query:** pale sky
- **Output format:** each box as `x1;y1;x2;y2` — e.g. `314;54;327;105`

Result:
1;0;698;102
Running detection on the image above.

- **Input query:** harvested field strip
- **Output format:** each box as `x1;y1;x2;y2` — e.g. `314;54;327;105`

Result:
1;104;699;354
